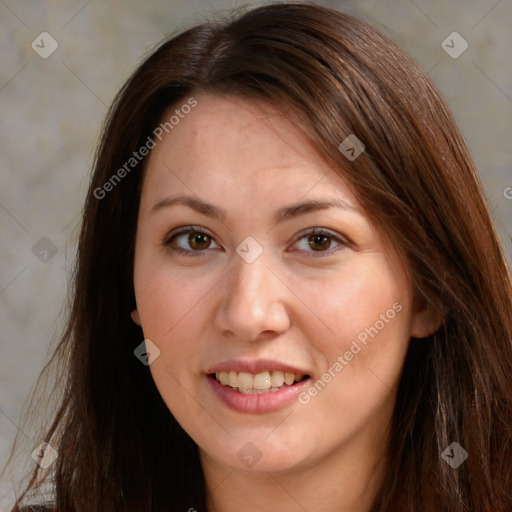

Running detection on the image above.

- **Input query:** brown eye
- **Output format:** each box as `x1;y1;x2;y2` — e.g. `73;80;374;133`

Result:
164;227;220;256
292;228;348;256
187;232;211;250
307;233;332;251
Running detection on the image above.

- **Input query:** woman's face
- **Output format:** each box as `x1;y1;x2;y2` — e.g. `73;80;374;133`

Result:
132;93;439;476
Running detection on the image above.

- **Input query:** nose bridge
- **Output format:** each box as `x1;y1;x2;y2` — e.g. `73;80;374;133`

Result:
230;250;272;316
216;247;289;340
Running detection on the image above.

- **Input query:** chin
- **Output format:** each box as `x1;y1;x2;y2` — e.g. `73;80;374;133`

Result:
200;433;315;474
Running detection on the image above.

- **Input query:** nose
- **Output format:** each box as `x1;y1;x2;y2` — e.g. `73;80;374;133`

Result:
213;250;290;343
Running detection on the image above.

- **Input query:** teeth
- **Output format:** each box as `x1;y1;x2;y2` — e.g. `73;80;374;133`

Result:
253;371;272;389
284;372;295;385
237;372;253;390
271;371;285;387
214;370;306;393
228;371;237;388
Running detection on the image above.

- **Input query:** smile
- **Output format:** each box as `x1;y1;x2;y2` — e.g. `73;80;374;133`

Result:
206;362;312;413
212;370;308;394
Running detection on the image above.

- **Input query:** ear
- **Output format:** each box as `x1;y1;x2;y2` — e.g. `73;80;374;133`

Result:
131;309;142;326
410;295;443;339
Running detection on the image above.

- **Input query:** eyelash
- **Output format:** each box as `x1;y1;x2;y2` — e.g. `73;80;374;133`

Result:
162;226;350;257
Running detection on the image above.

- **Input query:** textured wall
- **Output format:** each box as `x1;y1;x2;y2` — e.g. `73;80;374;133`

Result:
1;0;511;508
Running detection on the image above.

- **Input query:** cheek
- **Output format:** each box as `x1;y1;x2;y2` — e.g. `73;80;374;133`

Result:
134;264;209;413
296;257;408;346
133;256;225;407
294;256;412;397
134;253;216;339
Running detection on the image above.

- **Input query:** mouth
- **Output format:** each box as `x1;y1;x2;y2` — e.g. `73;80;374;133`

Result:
205;362;312;413
209;370;310;394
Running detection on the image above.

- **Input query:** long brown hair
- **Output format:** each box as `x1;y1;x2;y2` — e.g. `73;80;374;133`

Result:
5;2;512;511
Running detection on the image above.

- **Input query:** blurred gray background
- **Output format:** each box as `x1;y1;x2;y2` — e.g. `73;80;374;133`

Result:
1;0;511;508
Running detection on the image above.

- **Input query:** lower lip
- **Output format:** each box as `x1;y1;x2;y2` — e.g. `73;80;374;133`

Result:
206;374;311;413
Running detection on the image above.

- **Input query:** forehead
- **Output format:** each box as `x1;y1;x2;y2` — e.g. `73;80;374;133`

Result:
140;93;359;210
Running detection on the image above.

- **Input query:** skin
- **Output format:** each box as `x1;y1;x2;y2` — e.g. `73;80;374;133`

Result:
131;93;442;511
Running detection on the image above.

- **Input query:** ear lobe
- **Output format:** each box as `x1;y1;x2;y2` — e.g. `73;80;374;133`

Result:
410;296;443;339
131;309;141;326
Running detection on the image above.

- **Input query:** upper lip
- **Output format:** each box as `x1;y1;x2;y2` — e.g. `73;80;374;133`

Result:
206;359;311;376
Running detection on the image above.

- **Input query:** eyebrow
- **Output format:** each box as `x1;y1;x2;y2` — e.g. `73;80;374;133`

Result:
150;194;361;223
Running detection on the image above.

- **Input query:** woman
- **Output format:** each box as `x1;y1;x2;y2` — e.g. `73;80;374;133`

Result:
5;2;512;511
